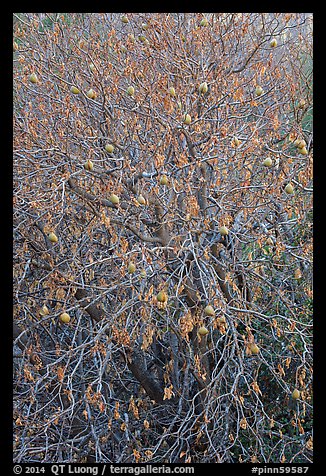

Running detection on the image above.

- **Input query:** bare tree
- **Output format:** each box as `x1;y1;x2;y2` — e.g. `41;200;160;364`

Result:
13;12;313;463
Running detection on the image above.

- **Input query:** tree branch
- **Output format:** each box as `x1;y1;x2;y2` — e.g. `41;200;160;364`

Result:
74;288;164;403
